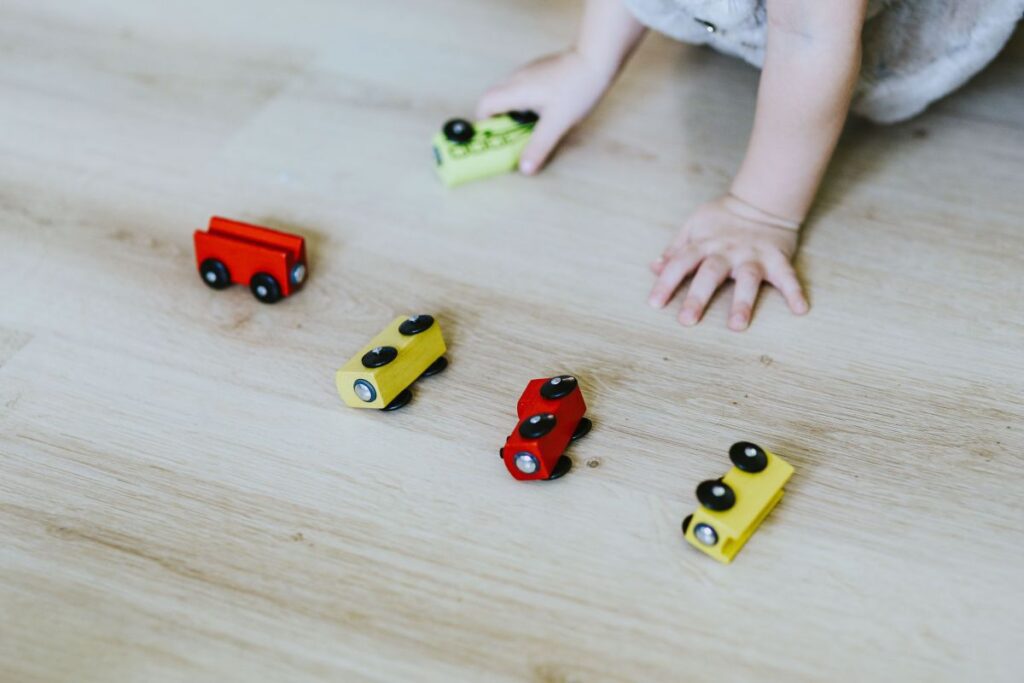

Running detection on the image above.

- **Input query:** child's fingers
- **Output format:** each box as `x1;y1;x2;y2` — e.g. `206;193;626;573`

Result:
650;254;678;275
664;229;693;256
475;85;529;120
518;116;570;175
678;256;730;326
652;236;694;273
728;263;764;331
764;256;809;314
648;248;702;308
650;249;680;274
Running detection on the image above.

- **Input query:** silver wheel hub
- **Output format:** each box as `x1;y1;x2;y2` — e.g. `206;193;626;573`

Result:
353;380;376;403
694;523;718;546
514;452;538;474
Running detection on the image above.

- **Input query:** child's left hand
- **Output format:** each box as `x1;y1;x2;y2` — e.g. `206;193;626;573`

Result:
648;195;809;331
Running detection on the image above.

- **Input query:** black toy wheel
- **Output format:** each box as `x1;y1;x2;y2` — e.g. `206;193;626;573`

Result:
696;479;736;511
519;413;556;440
419;356;448;378
250;273;282;303
399;315;435;336
547;455;573;480
362;346;398;369
199;259;231;290
442;118;474;144
382;388;413;411
540;375;578;400
681;514;693;536
508;110;539;124
729;441;768;473
571;417;592;441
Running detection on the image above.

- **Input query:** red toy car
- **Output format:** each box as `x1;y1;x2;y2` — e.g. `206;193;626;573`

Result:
500;375;592;481
193;216;307;303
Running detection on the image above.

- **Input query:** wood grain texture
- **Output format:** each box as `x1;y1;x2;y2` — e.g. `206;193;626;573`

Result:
1;1;1022;681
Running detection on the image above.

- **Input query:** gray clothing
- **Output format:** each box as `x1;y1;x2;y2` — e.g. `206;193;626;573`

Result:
624;0;1023;123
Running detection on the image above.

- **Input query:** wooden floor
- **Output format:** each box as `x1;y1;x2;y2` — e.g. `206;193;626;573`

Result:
2;1;1023;681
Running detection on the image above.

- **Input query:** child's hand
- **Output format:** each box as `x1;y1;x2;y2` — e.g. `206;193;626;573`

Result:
476;50;613;175
648;195;809;331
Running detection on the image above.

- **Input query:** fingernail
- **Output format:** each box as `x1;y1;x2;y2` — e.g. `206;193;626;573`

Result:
730;314;747;330
679;309;697;325
648;296;662;308
519;159;536;174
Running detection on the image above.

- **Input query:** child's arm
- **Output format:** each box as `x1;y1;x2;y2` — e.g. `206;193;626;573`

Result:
476;0;645;174
650;0;868;330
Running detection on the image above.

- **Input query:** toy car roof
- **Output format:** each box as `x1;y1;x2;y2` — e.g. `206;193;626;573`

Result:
206;216;305;258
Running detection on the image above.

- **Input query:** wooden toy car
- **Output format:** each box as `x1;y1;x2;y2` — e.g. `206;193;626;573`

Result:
681;442;794;564
500;375;592;481
194;216;307;304
432;111;538;187
335;315;447;411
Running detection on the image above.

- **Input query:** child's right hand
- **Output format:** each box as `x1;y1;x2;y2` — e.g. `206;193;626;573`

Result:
476;50;615;175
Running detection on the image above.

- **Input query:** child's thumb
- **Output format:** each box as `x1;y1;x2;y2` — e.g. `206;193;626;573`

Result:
518;117;569;175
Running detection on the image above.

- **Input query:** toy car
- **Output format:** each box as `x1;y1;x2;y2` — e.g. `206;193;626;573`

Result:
500;375;592;481
194;216;307;304
335;315;447;411
681;442;794;564
432;111;538;187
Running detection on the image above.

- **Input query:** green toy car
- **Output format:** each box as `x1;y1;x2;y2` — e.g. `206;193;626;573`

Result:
432;111;538;187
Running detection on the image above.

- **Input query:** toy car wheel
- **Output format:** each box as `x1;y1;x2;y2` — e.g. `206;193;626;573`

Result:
512;451;540;475
508;110;539;124
362;346;398;369
519;413;556;439
696;479;736;511
290;262;307;286
547;455;573;480
199;259;231;290
729;441;768;473
353;379;377;403
250;273;282;303
693;523;719;547
571;417;592;441
540;375;578;400
399;314;435;336
420;356;448;378
382;388;413;411
443;119;474;144
681;514;693;536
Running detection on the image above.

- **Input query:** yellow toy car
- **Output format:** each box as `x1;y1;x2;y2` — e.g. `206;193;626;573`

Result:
682;442;794;564
432;111;538;187
335;314;447;411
